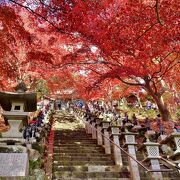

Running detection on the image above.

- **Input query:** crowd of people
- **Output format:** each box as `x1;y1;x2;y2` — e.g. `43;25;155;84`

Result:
23;100;54;141
72;100;180;136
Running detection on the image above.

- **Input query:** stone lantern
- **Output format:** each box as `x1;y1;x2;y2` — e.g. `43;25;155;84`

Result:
0;82;37;141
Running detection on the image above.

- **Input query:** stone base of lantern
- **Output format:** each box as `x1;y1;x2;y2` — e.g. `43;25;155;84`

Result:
1;120;23;138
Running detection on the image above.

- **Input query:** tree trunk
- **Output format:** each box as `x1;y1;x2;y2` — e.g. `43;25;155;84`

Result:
144;78;171;121
135;93;143;108
154;96;171;121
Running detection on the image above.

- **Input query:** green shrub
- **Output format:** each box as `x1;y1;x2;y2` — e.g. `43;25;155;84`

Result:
32;143;44;154
29;158;43;174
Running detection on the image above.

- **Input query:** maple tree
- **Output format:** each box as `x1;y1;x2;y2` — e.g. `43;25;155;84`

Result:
0;4;72;91
0;0;179;121
0;5;51;90
57;0;179;121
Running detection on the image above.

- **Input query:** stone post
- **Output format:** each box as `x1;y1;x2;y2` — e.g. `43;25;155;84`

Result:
82;110;86;118
164;131;180;174
144;140;163;180
86;115;92;135
89;116;95;135
172;132;180;155
85;114;90;134
172;132;180;174
109;126;123;166
123;131;140;180
91;121;97;139
84;114;88;133
95;118;103;146
100;121;111;154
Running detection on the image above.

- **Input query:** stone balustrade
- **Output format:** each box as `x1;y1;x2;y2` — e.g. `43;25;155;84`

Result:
73;108;180;179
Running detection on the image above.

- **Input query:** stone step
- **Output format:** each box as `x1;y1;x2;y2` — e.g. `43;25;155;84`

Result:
54;134;91;137
53;152;113;157
55;139;97;141
55;131;90;133
54;143;100;146
54;146;104;150
56;129;91;133
55;138;94;140
53;154;128;165
54;138;95;141
52;171;130;179
55;136;95;139
54;134;94;137
54;139;97;142
53;160;115;166
53;156;112;161
54;131;88;134
54;141;98;144
53;178;130;180
55;135;93;137
54;144;100;147
53;149;105;154
52;165;124;172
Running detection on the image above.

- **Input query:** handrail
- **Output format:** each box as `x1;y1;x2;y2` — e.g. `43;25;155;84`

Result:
161;156;180;170
75;110;179;173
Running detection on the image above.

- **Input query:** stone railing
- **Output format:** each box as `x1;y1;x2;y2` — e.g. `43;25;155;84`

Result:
73;107;180;180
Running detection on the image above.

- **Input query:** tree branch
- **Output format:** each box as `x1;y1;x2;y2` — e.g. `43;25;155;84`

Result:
38;0;66;13
89;68;103;76
9;0;71;35
135;22;158;42
151;79;158;94
159;54;179;79
151;52;174;79
116;76;143;86
155;0;163;25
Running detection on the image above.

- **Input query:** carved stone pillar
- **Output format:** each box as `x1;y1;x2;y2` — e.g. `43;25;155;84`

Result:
144;141;163;180
100;121;111;154
172;132;180;155
89;116;95;135
95;118;103;145
123;131;140;180
91;121;97;139
109;126;122;166
86;116;93;134
85;114;90;134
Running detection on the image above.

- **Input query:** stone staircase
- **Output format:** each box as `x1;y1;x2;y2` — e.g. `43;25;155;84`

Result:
52;111;180;180
52;114;130;179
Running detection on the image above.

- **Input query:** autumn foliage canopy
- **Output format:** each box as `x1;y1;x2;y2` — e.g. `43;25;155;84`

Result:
0;0;179;120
